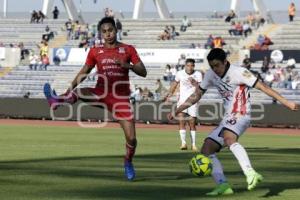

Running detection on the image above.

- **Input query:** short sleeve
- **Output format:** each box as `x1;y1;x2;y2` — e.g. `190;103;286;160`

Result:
175;71;181;82
128;45;141;65
236;68;258;88
85;48;97;67
196;72;203;83
199;70;213;91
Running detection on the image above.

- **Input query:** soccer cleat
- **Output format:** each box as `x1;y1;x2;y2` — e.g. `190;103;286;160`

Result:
180;144;188;150
191;145;199;152
206;183;234;196
43;83;59;110
246;170;263;190
124;160;135;181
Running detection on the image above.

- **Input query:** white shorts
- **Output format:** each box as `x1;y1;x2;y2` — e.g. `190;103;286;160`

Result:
177;102;198;117
206;114;251;148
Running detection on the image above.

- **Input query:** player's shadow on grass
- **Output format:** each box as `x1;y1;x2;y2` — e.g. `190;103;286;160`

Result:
0;148;299;199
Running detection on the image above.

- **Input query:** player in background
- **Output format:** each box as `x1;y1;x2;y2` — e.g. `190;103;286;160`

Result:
164;59;202;151
44;17;147;181
168;48;299;195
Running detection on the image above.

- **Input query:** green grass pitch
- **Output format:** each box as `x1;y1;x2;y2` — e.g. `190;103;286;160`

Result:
0;124;299;200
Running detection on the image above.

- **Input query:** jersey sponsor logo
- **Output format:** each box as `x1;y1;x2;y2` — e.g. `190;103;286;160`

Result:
242;70;252;78
119;47;125;54
98;50;104;54
101;58;115;64
225;76;230;83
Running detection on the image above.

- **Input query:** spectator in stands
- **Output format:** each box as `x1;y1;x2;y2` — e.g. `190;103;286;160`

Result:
116;19;123;40
30;10;38;23
87;33;96;47
79;37;88;48
285;67;294;89
131;87;143;101
261;56;270;73
262;35;274;46
18;42;29;61
265;71;275;87
37;11;45;23
177;54;186;70
204;34;214;49
228;21;243;36
257;34;265;46
170;65;177;81
158;28;171;40
274;65;285;88
170;25;178;40
243;21;252;37
154;79;166;101
74;20;81;40
65;19;73;40
287;57;296;69
108;8;114;18
40;54;50;70
42;25;55;41
52;6;59;19
242;54;251;70
255;12;266;28
180;16;191;32
142;87;154;101
225;10;236;22
247;12;255;26
29;51;39;70
212;36;226;48
163;64;173;81
291;72;300;89
104;7;114;18
37;40;49;57
23;92;30;99
289;2;296;22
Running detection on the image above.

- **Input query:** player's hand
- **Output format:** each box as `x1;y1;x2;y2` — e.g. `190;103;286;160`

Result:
167;112;175;121
286;101;299;111
162;93;171;102
114;58;131;69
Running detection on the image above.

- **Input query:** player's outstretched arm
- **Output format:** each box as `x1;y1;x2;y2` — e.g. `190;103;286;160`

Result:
67;64;93;92
168;86;203;120
163;81;179;102
254;80;299;111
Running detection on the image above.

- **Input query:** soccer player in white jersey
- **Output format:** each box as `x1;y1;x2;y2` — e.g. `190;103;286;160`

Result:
164;58;202;151
168;48;299;195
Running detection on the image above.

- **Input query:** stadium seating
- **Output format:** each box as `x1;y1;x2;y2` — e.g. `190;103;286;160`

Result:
65;18;241;49
269;19;300;50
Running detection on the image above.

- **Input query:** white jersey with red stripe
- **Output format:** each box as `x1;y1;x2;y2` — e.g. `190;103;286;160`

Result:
200;64;258;117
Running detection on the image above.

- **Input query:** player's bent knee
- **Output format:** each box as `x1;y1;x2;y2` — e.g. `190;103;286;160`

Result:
201;138;221;156
224;136;237;147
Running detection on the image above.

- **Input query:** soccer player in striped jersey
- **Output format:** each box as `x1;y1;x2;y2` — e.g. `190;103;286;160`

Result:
168;48;299;195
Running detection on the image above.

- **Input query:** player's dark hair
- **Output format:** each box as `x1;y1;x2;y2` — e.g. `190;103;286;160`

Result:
186;58;195;64
207;48;227;63
98;17;116;31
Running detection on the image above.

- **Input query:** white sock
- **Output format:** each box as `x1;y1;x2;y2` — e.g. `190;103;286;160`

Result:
179;130;186;145
229;142;253;175
190;130;196;146
209;154;227;184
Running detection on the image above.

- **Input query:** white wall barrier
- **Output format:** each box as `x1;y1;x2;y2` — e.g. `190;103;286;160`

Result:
51;48;208;65
0;48;20;67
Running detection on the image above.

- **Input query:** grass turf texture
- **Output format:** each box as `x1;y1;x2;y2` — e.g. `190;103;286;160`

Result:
0;124;299;200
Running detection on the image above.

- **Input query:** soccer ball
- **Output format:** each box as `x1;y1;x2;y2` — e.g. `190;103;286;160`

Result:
189;154;212;177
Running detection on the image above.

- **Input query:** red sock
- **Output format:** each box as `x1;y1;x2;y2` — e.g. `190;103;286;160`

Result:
58;91;78;104
125;143;136;163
